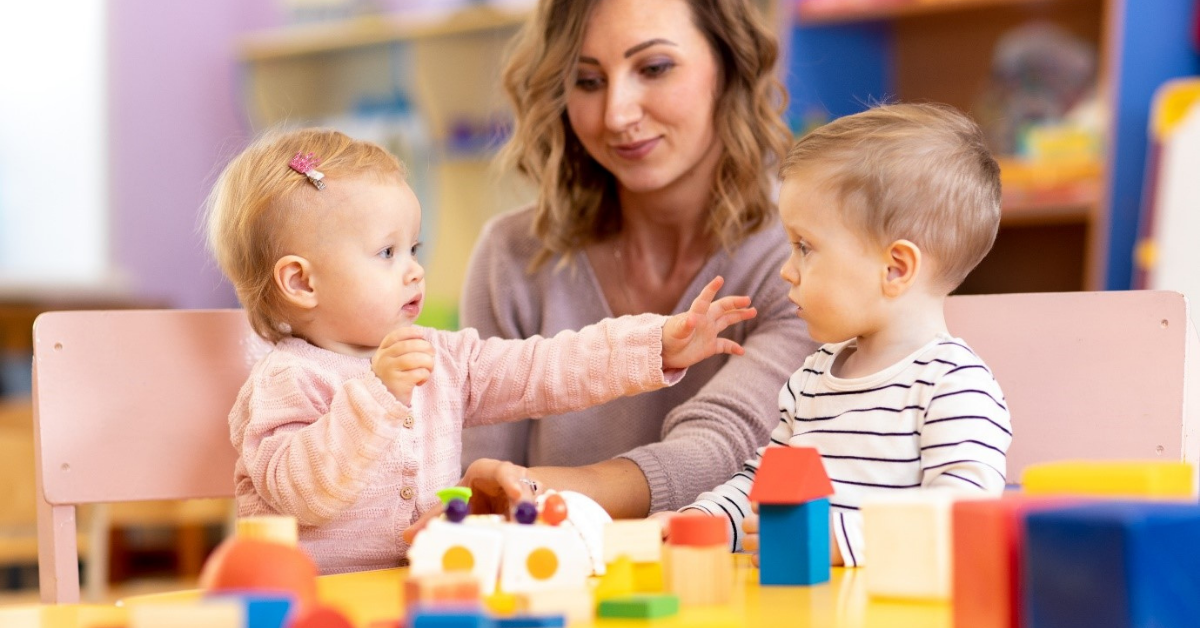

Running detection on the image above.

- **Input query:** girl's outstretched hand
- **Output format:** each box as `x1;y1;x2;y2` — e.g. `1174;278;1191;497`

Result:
660;276;756;370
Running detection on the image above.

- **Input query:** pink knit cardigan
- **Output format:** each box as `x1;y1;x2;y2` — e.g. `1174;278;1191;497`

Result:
229;314;677;573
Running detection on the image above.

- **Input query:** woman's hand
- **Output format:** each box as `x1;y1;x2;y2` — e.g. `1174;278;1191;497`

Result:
661;276;757;371
648;510;680;540
742;504;760;567
402;458;537;544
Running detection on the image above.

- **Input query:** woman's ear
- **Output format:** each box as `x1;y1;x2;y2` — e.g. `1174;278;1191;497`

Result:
882;239;921;298
273;255;318;309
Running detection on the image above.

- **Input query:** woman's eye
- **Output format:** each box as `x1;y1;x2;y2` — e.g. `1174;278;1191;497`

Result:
642;61;675;78
380;246;394;259
575;75;604;92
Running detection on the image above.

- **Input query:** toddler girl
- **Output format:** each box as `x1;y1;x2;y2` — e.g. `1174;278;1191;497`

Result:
205;128;755;574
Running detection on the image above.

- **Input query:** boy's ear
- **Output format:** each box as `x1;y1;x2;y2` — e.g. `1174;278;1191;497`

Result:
882;239;921;298
273;255;318;309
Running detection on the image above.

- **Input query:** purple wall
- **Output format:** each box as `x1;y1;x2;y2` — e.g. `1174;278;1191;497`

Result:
108;2;282;308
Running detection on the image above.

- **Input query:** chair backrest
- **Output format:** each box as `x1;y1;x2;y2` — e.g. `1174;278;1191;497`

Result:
945;291;1200;483
32;309;265;603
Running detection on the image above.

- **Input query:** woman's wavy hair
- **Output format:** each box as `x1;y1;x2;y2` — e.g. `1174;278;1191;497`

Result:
500;0;791;269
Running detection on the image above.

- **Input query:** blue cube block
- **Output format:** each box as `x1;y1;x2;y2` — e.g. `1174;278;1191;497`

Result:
759;498;830;586
1025;501;1200;628
207;591;294;628
409;609;495;628
494;615;566;628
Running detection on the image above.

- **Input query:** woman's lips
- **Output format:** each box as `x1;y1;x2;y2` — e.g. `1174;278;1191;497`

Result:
612;137;661;160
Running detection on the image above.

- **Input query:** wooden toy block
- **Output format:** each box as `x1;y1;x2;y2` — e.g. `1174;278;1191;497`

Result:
129;601;243;628
235;515;299;546
666;513;729;548
861;490;959;600
632;560;664;592
663;544;733;606
602;519;663;563
1025;501;1200;628
293;607;355;628
405;572;484;610
408;608;496;628
1021;460;1195;499
10;606;130;628
759;498;830;586
597;593;680;619
747;447;834;505
209;592;295;628
593;555;635;600
409;519;504;595
499;523;590;594
494;615;567;627
952;495;1076;628
514;588;593;625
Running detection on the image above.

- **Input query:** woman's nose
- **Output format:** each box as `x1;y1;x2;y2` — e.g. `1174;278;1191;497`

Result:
605;77;643;132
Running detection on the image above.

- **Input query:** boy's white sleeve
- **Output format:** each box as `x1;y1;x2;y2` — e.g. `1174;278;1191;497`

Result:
919;361;1013;493
682;388;798;552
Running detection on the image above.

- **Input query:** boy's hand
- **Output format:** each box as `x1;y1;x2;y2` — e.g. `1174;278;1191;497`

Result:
743;504;760;567
661;276;756;370
372;327;435;406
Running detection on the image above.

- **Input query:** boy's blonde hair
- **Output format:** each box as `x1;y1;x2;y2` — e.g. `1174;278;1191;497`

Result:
781;103;1001;291
205;128;404;342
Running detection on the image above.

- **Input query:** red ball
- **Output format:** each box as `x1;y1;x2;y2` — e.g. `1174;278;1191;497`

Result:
199;538;319;612
541;493;568;526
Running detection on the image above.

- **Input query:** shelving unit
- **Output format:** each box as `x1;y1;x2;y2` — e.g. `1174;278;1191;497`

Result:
236;1;782;325
787;0;1199;293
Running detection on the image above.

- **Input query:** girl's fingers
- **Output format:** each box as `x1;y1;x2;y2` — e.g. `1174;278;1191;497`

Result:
690;276;725;313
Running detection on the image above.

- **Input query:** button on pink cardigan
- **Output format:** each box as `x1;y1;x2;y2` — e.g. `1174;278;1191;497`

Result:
229;314;678;574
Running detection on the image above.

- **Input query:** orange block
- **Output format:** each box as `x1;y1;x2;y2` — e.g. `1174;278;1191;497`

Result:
404;572;483;610
668;513;728;548
747;447;832;504
952;494;1078;628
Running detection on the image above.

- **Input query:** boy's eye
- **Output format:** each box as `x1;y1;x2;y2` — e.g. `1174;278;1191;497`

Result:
794;241;811;255
410;242;423;256
380;246;394;259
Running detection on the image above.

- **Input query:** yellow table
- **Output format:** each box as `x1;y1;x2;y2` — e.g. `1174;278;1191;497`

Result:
2;555;951;627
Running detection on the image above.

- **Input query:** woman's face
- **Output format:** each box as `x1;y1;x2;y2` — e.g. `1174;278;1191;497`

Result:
566;0;722;197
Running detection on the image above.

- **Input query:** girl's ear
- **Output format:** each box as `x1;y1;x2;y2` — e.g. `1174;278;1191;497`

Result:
273;255;318;310
882;239;921;298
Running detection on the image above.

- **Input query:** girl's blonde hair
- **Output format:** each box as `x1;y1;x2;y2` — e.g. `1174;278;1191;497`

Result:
500;0;791;268
205;128;404;342
780;103;1002;291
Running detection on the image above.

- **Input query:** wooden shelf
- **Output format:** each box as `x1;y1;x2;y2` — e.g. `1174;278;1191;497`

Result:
797;0;1087;25
238;5;529;62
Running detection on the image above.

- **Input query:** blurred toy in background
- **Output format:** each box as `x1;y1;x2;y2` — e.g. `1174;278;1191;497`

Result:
975;21;1102;159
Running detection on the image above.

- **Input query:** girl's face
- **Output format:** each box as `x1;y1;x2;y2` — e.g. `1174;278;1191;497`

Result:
290;177;425;355
565;0;722;198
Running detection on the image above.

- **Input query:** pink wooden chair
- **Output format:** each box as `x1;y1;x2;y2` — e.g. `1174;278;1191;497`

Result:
945;290;1200;483
31;309;266;603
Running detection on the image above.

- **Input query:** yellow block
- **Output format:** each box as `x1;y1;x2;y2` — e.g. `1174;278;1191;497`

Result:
594;555;635;600
1021;461;1195;499
483;592;518;615
633;561;664;593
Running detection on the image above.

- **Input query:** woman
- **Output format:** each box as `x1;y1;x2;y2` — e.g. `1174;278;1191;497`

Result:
458;0;817;518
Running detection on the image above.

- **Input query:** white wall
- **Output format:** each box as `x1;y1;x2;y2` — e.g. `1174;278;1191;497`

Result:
0;3;109;288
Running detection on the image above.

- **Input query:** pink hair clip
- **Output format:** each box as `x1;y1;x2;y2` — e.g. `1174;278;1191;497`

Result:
288;151;326;190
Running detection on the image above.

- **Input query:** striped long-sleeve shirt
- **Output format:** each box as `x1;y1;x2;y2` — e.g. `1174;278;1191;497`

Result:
684;334;1012;566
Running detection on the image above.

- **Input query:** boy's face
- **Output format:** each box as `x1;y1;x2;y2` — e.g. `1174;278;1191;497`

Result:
778;177;889;344
292;177;425;354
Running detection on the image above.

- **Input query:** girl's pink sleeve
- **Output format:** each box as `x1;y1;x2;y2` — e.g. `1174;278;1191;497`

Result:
232;363;407;526
451;313;682;427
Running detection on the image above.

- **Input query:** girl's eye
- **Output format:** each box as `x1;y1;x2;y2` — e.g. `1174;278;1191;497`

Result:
794;241;811;256
410;242;423;256
380;246;394;259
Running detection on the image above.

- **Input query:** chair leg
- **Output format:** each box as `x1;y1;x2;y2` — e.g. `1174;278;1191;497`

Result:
83;503;110;602
36;497;81;604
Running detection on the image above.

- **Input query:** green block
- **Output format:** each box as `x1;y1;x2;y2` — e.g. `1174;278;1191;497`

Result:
597;594;680;619
436;486;472;505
